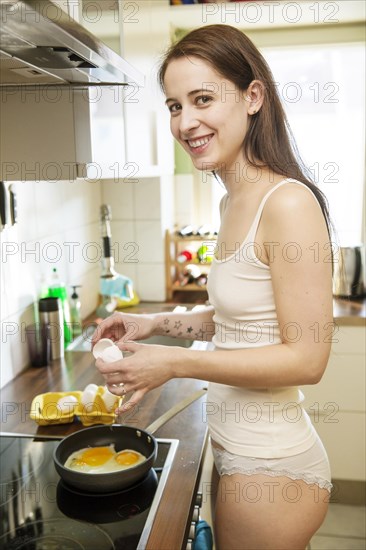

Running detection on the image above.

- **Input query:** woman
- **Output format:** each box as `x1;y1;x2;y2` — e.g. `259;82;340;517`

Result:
93;25;334;550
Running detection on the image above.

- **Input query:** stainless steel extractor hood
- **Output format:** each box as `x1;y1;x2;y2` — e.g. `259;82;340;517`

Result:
0;0;144;86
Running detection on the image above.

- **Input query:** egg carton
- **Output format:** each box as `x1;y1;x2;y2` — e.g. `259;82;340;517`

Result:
30;388;122;426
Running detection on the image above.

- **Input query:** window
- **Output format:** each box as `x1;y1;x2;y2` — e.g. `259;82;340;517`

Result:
262;43;365;246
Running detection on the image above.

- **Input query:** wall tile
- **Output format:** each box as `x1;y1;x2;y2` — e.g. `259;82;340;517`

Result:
134;177;161;220
62;180;101;228
1;230;39;315
78;267;101;320
110;220;136;269
101;180;135;220
160;174;175;229
63;222;101;282
1;305;35;388
135;220;164;263
33;181;65;240
174;174;195;227
0;250;8;322
10;182;38;242
136;263;165;301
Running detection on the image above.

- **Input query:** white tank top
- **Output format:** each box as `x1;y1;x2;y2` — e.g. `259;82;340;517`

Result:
206;178;320;458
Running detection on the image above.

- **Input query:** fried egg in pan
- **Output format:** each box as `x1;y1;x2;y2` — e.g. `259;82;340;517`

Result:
64;444;146;473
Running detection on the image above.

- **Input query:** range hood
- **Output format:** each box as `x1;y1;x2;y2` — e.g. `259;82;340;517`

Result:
0;0;144;86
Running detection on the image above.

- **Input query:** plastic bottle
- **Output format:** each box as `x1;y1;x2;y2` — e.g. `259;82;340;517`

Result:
47;268;72;344
70;285;82;338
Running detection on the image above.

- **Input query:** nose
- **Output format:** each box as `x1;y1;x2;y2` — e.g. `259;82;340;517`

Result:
179;106;200;136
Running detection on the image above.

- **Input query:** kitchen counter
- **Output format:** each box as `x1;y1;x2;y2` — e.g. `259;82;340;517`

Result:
332;297;366;325
0;350;208;550
90;297;366;325
1;298;364;546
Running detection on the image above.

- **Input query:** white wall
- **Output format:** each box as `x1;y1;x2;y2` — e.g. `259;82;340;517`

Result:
0;174;175;388
0;180;102;388
101;176;172;302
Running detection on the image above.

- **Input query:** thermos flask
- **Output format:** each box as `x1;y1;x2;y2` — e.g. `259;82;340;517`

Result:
39;297;64;359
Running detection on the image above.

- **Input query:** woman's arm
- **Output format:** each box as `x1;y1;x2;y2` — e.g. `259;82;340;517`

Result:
153;306;215;341
92;306;215;345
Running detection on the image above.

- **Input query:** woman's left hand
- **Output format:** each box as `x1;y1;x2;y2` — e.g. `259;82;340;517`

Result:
95;341;181;413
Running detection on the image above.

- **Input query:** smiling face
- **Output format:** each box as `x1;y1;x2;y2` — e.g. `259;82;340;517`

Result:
164;56;251;177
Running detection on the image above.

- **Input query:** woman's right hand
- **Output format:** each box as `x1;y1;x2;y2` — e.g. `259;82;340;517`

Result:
91;312;156;347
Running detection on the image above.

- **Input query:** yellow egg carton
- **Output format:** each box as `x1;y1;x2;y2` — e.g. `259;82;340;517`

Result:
77;387;123;427
30;388;122;426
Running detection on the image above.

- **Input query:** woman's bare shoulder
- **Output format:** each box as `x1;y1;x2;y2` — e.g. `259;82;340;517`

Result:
265;181;324;221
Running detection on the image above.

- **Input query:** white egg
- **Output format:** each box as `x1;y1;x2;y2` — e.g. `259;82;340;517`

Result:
56;395;78;414
100;345;123;362
102;387;118;412
64;445;146;474
81;384;98;410
92;338;115;359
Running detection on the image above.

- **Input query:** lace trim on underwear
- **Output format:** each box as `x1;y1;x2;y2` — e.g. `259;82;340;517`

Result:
212;448;333;492
218;465;333;493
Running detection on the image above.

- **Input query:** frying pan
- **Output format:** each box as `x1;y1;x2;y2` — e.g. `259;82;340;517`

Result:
53;388;206;493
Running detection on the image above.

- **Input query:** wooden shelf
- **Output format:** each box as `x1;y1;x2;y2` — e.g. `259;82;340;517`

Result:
165;230;216;300
172;282;207;291
173;260;211;268
171;234;217;242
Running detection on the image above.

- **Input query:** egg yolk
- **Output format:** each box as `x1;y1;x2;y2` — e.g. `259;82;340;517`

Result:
115;451;140;466
79;446;115;466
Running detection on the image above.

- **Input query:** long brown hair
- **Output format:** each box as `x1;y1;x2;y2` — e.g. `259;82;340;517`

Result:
158;24;333;239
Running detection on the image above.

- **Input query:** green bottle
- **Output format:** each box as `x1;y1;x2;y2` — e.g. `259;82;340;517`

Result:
47;268;73;344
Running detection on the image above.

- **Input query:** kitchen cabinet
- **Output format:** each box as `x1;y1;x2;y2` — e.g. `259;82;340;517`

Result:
165;229;217;300
0;81;132;182
0;87;92;181
0;0;142;182
301;325;366;482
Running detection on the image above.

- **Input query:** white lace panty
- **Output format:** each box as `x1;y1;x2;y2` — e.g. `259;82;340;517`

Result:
211;437;332;493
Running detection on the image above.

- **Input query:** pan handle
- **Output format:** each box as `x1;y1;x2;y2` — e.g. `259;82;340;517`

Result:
146;388;207;435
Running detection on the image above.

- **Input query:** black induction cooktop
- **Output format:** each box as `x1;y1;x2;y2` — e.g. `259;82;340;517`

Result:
0;433;178;549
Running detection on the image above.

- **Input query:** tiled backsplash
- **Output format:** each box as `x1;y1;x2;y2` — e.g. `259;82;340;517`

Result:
1;176;172;388
0;180;102;388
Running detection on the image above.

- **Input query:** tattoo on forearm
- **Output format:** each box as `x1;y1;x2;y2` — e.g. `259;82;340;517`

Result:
157;318;213;340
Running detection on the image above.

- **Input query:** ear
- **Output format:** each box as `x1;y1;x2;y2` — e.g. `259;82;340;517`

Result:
244;80;265;116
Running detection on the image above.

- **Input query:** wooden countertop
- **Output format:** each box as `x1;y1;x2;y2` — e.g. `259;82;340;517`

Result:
332;297;366;325
91;297;366;325
0;350;208;550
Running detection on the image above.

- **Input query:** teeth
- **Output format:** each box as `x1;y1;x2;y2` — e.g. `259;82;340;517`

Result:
188;136;211;148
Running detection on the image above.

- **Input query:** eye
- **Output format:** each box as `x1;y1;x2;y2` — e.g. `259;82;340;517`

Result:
168;102;181;114
196;95;212;106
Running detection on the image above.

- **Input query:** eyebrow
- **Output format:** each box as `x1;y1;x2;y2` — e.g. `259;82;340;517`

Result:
165;88;216;105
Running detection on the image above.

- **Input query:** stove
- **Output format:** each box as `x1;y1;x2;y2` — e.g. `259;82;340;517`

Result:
0;433;178;549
